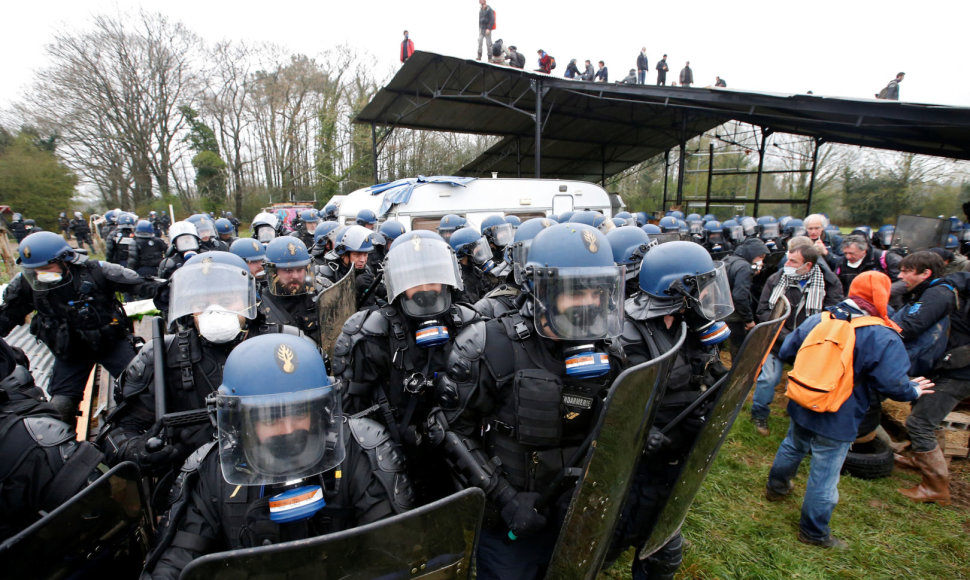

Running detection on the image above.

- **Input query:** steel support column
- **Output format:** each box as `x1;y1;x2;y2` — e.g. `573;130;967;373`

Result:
675;114;688;207
806;137;822;214
705;142;714;213
534;79;543;178
752;127;771;217
662;150;670;211
371;123;379;183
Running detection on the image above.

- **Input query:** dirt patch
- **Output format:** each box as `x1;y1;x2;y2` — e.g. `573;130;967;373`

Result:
949;478;970;510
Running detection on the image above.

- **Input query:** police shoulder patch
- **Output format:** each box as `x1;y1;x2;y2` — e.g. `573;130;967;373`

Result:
908;302;922;315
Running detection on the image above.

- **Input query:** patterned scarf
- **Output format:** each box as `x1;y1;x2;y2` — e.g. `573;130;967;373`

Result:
768;264;826;317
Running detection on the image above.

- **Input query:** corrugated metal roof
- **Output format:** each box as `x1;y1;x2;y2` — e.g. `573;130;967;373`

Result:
356;52;970;182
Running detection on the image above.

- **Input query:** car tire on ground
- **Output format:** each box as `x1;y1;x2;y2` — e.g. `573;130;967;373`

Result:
842;437;894;479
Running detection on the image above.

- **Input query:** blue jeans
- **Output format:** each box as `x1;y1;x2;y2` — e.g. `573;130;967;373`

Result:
767;422;852;541
637;70;646;84
751;353;783;419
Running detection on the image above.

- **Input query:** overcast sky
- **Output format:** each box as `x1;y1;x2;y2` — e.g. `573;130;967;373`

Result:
3;0;969;114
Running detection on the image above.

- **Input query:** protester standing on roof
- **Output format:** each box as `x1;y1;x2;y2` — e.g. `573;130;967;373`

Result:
636;47;649;84
679;61;694;87
876;72;904;100
400;30;414;63
656;54;669;86
477;0;495;61
595;60;609;82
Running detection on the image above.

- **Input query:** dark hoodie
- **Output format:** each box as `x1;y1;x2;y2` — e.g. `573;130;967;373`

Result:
723;238;769;323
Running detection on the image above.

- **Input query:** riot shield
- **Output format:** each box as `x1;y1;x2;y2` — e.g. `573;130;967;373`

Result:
890;215;948;255
316;268;357;358
181;487;485;580
0;461;149;578
545;324;686;580
636;297;790;559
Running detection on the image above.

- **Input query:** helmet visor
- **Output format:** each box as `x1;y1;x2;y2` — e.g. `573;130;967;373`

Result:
509;239;533;267
265;264;313;296
695;262;735;320
257;226;277;243
532;266;625;340
22;267;73;292
487;223;514;247
384;237;463;303
467;236;493;266
217;386;344;485
169;262;257;323
174;236;199;253
196;220;215;238
760;223;780;239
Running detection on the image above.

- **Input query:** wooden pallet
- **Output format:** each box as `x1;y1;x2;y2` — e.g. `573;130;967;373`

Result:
941;411;970;458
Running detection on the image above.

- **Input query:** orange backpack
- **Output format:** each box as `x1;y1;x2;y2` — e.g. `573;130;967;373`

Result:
785;312;885;412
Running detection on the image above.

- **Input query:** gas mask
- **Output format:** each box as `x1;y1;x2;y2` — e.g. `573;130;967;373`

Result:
685;307;731;346
751;260;764;273
415;320;450;348
197;306;243;343
268;482;325;523
400;288;451;320
564;344;611;378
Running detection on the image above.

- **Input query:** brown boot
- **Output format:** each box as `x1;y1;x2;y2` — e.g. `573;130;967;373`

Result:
897;447;951;506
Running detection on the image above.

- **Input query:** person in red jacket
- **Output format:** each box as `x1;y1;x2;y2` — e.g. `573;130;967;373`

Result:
400;30;414;63
536;49;552;74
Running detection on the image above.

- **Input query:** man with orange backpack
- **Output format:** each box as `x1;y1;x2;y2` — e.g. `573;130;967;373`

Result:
764;271;934;549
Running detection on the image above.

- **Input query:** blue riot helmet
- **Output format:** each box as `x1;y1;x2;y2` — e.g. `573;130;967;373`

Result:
686;213;702;223
557;211;575;223
311;222;341;255
635;211;648;227
609;217;626;229
507;217;557;279
607;226;652;285
642;223;662;235
569;210;612;233
676;219;689;235
504;215;522;230
449;227;495;273
355;208;378;229
524;223;625;342
264;237;313;296
614;211;635;227
481;214;514;249
739;216;758;238
230;237;266;279
103;209;119;225
12;213;23;223
666;210;685;220
225;211;233;218
215;218;235;238
852;225;873;241
687;215;704;236
215;333;343;487
252;212;282;243
383;234;462;326
321;203;339;222
135;219;154;238
950;216;964;232
117;212;137;229
778;216;793;230
300;209;320;224
16;231;77;291
876;224;895;248
722;219;743;244
703;213;717;222
437;214;466;242
757;216;779;240
784;218;806;238
704;220;725;249
187;213;217;241
169;252;257;343
824;224;841;237
633;240;733;345
331;225;379;270
658;216;680;233
378;220;407;247
392;229;443;249
946;234;960;250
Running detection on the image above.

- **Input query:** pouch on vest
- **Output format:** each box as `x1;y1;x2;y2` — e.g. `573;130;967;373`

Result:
785;312;884;413
513;368;563;447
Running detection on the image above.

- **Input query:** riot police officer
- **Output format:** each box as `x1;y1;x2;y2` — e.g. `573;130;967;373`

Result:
309;222;341;267
607;225;654;297
158;210;171;236
214;218;237;246
128;220;167;278
356;208;378;230
224;210;240;235
0;337;106;541
105;212;137;267
333;232;478;502
321;225;384;307
609;241;732;580
157;221;202;280
320;202;339;222
252;211;284;245
69;211;94;252
145;334;414;579
474;217;556;320
230;237;267;282
437;214;466;243
480;214;514;266
0;232;158;427
8;213;27;242
188;214;229;252
100;252;298;477
426;223;628;578
292;209;320;248
258;237;329;343
449;227;498;304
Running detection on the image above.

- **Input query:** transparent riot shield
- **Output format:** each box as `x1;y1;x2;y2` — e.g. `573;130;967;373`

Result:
545;324;686;580
0;461;149;578
890;215;948;255
636;297;790;559
180;487;485;580
316;268;357;359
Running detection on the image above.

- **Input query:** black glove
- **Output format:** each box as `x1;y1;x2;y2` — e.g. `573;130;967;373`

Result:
644;426;671;454
129;423;181;471
501;491;547;539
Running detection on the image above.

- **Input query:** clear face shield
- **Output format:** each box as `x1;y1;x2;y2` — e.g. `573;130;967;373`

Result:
196;221;216;240
693;262;735;320
760;223;780;240
265;263;313;296
174;235;200;254
216;386;344;485
727;225;744;243
487;223;514;248
256;225;277;243
22;264;73;292
466;236;495;271
689;221;704;235
168;262;258;325
384;237;463;319
531;266;625;340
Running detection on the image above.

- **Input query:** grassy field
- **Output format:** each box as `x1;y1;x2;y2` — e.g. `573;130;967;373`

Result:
599;396;970;579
